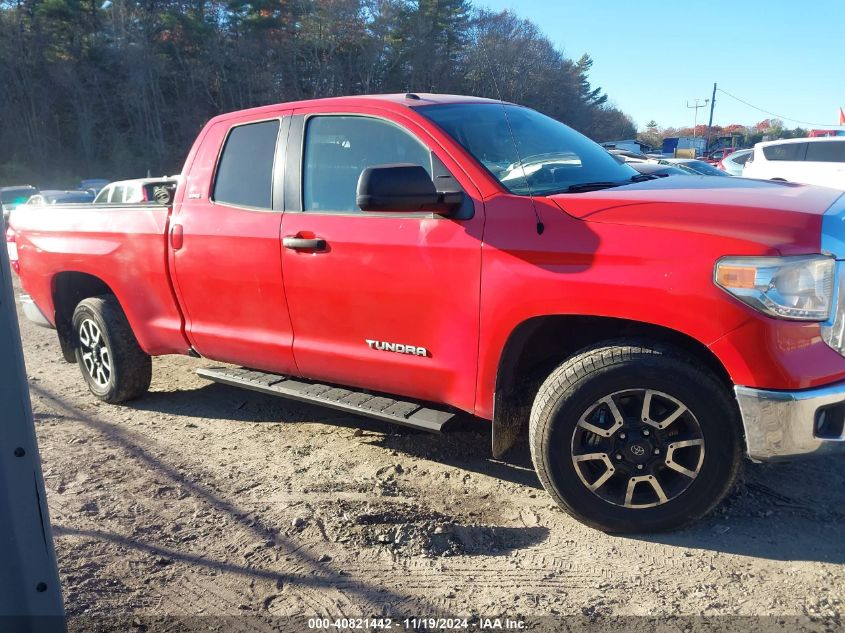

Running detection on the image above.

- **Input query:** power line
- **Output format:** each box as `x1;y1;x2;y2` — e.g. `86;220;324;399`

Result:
716;87;839;128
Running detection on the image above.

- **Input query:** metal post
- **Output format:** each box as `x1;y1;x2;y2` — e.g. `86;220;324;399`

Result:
0;219;65;630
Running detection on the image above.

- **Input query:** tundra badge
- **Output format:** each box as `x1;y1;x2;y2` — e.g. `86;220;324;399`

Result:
365;339;428;357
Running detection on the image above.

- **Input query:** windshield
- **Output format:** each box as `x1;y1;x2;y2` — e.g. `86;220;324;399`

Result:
1;187;36;204
419;103;637;195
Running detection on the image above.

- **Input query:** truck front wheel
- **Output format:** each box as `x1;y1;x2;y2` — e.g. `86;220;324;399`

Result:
529;340;742;533
71;296;152;403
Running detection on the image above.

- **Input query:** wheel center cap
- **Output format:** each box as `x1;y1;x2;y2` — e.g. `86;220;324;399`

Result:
626;441;651;463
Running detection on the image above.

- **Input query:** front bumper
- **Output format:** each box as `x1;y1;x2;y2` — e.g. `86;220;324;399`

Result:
735;382;845;461
19;294;54;329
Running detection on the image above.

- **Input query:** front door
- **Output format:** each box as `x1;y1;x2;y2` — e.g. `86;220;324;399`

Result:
280;110;484;412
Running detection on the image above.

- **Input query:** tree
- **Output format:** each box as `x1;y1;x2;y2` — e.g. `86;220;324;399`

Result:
0;0;641;183
638;120;662;150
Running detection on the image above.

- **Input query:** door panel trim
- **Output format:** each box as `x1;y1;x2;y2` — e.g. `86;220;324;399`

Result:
285;116;304;212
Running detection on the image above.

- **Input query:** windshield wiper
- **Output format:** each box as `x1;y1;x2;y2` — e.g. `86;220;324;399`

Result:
556;181;623;194
630;173;660;182
547;174;657;195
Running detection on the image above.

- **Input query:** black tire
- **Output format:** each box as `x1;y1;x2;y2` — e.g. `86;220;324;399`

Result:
71;295;152;403
529;340;742;533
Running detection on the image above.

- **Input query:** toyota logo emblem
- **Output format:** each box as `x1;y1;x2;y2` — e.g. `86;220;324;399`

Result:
630;445;646;456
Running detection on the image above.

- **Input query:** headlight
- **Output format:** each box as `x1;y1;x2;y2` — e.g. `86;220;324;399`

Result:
714;255;835;321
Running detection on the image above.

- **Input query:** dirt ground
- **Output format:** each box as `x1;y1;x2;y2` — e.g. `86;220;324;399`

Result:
14;276;845;630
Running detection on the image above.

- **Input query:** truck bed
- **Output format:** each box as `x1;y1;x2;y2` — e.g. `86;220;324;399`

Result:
9;203;188;355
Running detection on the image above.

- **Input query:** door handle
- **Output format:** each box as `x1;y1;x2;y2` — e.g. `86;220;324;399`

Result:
283;236;327;251
170;223;183;250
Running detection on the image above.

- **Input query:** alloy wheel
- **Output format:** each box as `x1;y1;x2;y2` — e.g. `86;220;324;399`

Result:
78;318;112;388
570;388;705;509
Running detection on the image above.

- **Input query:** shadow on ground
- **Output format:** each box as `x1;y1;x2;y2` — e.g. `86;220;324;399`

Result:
133;381;544;490
623;457;845;564
32;383;441;616
38;380;845;565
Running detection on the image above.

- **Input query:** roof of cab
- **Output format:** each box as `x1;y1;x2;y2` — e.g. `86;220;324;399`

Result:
206;93;508;125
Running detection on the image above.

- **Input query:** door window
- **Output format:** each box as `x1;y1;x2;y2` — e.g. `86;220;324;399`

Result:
763;143;807;161
213;119;280;209
302;116;432;213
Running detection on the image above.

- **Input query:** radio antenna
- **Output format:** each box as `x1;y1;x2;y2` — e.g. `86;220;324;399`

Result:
478;33;544;235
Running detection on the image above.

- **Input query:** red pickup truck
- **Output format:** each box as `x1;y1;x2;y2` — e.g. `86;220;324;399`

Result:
8;94;845;532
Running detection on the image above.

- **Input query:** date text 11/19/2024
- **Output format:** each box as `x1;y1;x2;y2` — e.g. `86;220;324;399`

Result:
307;617;526;630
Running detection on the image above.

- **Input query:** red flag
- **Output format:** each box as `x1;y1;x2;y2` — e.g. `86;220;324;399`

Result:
840;107;845;125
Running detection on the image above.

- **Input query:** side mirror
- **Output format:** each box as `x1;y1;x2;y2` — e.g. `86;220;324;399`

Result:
356;164;463;214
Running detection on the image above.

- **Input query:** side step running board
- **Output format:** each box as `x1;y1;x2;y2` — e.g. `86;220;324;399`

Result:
196;366;455;432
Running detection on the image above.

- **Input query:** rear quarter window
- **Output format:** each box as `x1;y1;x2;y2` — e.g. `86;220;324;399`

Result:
762;143;807;161
213;119;280;209
805;142;845;163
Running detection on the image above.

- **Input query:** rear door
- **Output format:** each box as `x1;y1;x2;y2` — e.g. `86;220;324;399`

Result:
279;108;484;412
804;141;845;189
170;111;298;373
761;141;808;182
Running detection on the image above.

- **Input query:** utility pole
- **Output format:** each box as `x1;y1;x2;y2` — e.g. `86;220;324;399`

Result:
687;98;710;138
706;83;717;150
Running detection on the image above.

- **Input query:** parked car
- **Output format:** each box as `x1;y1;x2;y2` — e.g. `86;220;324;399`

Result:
717;149;753;176
9;93;845;533
627;162;690;177
601;140;652;155
78;179;111;195
607;149;649;162
2;185;39;221
94;177;178;205
743;137;845;189
26;190;96;205
656;158;731;177
703;147;737;164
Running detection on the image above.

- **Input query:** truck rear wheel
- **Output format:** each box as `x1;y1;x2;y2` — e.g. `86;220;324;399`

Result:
529;340;742;533
72;296;151;403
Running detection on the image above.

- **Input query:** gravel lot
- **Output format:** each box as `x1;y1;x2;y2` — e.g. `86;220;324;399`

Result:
13;276;845;630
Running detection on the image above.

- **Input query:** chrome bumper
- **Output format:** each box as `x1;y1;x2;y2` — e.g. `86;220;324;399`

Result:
735;382;845;461
19;294;54;329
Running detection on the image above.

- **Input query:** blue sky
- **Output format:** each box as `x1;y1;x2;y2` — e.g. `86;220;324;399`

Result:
475;0;843;131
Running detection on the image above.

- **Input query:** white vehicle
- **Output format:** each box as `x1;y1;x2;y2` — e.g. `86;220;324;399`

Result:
743;137;845;189
601;140;651;154
717;149;752;176
93;177;180;205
